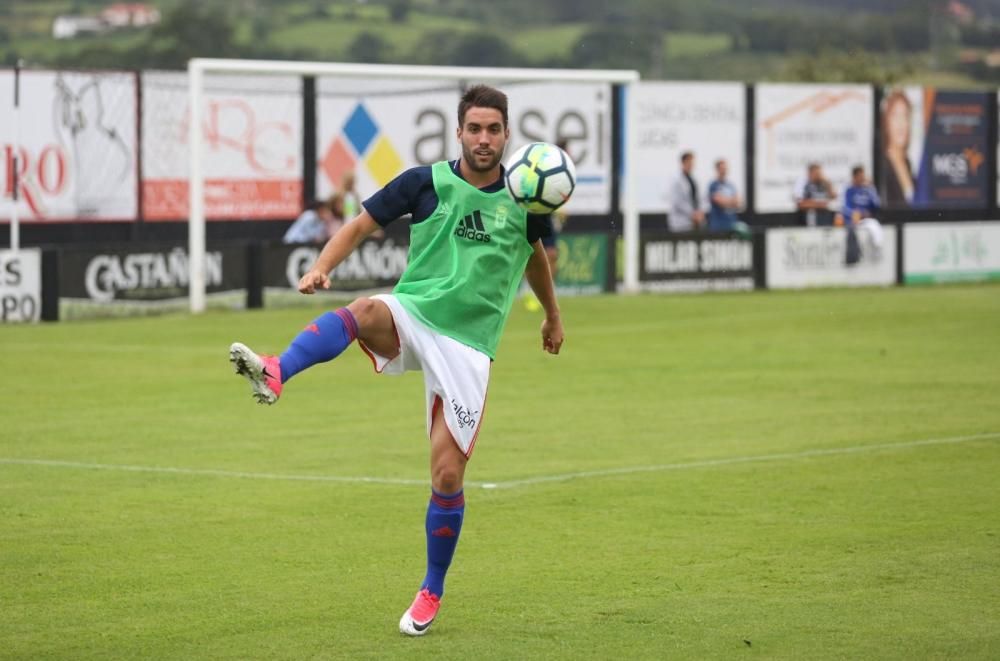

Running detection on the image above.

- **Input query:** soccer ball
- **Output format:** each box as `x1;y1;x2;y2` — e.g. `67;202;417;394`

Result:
504;142;577;213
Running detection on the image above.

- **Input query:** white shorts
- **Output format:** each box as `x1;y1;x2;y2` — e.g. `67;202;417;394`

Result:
357;294;491;457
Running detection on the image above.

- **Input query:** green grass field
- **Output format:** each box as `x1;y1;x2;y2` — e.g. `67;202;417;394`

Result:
3;285;1000;659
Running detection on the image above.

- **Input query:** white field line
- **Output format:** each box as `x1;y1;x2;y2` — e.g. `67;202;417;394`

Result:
0;459;429;487
486;432;1000;489
1;432;997;491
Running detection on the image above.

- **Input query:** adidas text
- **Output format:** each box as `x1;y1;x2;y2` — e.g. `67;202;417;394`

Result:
455;210;491;243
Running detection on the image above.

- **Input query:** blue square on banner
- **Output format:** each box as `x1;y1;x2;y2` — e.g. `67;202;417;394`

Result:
343;105;378;156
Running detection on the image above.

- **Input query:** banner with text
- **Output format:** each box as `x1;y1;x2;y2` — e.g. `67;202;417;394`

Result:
632;82;746;213
316;78;460;207
903;221;1000;284
0;249;41;322
879;88;990;210
639;233;755;292
0;70;137;222
316;79;612;214
755;84;873;214
766;226;897;289
503;82;612;214
264;235;410;299
142;71;302;220
58;244;247;318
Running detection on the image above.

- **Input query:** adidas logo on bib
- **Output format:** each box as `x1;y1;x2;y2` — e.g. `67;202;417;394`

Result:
454;210;491;243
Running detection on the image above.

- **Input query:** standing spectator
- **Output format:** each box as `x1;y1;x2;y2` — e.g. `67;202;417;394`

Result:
283;197;336;244
668;151;705;232
842;165;881;224
794;163;836;227
330;170;362;233
707;158;746;234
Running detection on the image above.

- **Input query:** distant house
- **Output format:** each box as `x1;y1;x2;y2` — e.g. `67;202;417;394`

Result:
946;0;975;24
100;3;161;28
52;15;107;39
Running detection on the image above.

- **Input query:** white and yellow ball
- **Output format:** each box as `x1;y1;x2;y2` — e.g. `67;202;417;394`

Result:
504;142;577;213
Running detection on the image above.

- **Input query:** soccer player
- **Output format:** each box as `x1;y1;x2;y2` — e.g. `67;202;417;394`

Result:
229;84;564;636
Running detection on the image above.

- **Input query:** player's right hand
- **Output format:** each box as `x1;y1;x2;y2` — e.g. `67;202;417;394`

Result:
298;269;331;294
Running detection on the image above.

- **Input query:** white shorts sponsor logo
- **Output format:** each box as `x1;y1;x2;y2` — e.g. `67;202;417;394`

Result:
451;399;480;430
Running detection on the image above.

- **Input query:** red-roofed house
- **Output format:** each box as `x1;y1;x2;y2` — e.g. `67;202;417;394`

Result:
100;3;161;28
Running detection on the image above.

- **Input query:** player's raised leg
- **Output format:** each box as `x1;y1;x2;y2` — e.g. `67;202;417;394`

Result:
400;398;468;636
230;297;396;404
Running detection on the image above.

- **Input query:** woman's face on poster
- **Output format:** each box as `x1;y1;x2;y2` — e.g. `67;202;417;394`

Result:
886;97;911;149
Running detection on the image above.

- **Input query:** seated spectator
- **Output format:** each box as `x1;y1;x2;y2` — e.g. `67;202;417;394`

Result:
794;163;836;227
842;165;885;260
841;165;881;224
282;197;335;244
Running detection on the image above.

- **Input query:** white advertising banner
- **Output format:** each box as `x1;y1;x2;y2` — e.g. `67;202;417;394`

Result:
316;79;612;214
142;71;302;220
317;77;461;203
0;70;137;221
766;226;897;289
0;249;41;322
903;221;1000;284
632;82;746;213
504;82;612;214
755;84;873;213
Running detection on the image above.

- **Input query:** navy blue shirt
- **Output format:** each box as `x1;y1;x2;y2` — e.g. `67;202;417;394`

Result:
363;160;552;244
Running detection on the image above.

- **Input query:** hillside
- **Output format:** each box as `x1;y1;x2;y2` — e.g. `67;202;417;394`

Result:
1;0;997;86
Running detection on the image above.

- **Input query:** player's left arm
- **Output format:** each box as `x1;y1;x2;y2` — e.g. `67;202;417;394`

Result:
524;240;564;355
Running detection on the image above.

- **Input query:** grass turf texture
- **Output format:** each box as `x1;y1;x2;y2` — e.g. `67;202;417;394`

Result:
2;285;999;659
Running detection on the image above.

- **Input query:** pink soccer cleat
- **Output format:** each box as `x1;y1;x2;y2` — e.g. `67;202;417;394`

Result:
399;588;441;636
229;342;283;404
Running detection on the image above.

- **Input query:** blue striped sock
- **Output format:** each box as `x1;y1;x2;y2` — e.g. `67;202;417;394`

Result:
422;489;465;598
278;308;358;383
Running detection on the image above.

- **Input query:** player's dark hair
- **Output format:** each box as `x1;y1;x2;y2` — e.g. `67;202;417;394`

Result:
680;151;693;163
459;85;508;128
851;165;864;177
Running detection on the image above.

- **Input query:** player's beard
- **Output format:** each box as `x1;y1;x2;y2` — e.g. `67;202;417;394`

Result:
462;142;504;173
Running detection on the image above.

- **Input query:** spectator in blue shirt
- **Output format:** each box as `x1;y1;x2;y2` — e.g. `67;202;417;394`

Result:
842;165;881;224
283;197;336;244
708;158;742;232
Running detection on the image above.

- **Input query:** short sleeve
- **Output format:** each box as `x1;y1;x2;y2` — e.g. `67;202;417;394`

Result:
526;213;553;244
362;166;433;227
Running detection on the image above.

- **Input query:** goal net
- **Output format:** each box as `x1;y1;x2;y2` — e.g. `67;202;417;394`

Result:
186;58;640;312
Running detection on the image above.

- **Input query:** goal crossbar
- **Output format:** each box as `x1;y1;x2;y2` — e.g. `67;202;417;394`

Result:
187;57;641;312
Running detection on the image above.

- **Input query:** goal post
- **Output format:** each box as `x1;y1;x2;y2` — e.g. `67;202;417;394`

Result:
187;58;641;313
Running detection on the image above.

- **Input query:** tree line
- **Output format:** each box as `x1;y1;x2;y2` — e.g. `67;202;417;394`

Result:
2;0;988;83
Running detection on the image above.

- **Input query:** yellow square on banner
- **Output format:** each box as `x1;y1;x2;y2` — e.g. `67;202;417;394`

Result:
366;136;404;187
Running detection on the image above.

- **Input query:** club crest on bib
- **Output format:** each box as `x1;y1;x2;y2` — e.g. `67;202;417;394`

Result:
495;204;509;229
